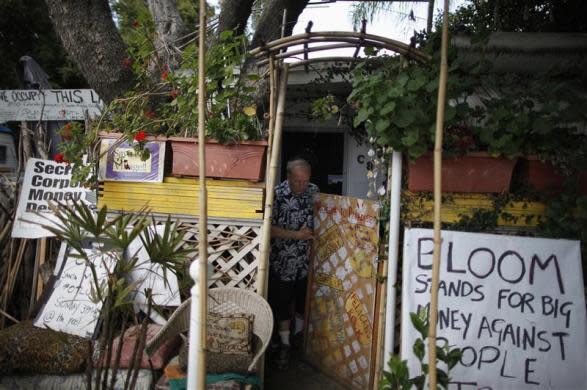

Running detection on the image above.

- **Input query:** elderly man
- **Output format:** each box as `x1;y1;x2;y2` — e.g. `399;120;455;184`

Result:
269;158;319;369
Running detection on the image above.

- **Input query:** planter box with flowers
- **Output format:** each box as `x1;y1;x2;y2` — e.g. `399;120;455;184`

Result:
168;137;267;181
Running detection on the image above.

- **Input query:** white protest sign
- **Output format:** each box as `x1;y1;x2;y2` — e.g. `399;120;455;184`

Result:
12;158;95;238
0;89;103;122
127;225;181;307
34;246;116;338
401;228;586;390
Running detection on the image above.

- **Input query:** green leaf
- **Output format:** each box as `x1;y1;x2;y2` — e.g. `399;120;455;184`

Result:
413;338;425;361
375;119;390;133
380;101;396;115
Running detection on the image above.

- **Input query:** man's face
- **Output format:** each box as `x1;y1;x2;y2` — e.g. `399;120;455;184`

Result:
288;166;311;195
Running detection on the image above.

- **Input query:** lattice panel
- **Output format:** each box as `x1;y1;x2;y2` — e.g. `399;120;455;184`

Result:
180;222;261;291
114;215;262;292
305;194;380;389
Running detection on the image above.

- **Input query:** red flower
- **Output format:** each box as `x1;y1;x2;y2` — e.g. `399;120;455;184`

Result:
134;130;147;142
170;90;178;99
161;71;169;81
144;110;156;119
62;123;73;140
54;153;68;164
122;57;133;69
132;20;140;28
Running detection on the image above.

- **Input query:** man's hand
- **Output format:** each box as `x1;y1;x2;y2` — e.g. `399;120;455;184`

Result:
296;223;314;241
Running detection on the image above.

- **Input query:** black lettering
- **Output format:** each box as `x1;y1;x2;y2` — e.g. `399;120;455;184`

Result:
477;346;499;369
417;237;433;270
530;254;565;294
72;89;83;103
473;284;485;301
447;241;466;273
552;332;569;360
524;358;540;385
500;350;515;378
34;160;45;173
498;250;525;284
468;248;495;279
28;188;44;201
414;274;429;293
537;330;551;352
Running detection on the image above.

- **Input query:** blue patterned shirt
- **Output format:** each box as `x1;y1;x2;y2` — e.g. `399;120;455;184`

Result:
270;180;319;281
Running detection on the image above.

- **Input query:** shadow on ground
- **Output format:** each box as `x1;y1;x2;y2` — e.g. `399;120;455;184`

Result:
264;351;347;390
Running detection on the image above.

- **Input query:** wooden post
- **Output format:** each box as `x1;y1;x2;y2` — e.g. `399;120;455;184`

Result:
264;56;277;179
427;0;435;33
428;1;449;389
256;64;290;298
30;238;47;309
187;0;208;388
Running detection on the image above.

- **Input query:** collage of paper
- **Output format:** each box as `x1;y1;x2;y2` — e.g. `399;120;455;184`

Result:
304;193;380;389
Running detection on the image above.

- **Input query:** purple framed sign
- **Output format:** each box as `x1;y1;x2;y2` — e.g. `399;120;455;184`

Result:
99;139;165;182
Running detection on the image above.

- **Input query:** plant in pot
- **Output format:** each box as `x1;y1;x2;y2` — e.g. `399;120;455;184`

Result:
347;46;518;194
57;26;267;184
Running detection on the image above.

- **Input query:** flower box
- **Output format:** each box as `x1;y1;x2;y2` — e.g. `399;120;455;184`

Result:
168;137;267;181
523;157;564;193
407;152;517;193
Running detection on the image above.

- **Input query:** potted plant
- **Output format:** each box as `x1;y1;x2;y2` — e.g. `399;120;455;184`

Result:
57;28;267;183
348;49;517;194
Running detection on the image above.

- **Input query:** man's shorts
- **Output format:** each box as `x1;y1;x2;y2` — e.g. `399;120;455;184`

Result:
268;273;308;322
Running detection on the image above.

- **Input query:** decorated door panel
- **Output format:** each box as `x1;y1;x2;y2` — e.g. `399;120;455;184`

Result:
304;193;380;389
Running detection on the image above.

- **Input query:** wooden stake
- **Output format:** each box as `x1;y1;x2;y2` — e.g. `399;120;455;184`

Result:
256;64;290;297
429;1;449;389
197;0;208;387
29;238;47;311
264;55;277;179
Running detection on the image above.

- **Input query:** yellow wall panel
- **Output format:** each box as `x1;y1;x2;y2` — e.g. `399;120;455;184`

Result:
402;192;545;228
99;178;264;220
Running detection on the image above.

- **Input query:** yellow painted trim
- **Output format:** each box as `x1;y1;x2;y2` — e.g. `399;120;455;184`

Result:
402;192;546;228
98;178;264;219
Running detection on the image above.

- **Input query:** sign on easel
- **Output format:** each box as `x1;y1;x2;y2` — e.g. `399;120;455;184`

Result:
0;89;103;122
401;228;586;389
305;194;380;389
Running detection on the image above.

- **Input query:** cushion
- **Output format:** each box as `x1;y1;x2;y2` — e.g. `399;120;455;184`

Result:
0;320;90;375
100;324;181;369
207;312;254;355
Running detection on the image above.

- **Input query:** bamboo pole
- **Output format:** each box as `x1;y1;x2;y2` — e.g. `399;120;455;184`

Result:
428;1;449;389
187;0;208;388
264;56;277;182
256;64;290;297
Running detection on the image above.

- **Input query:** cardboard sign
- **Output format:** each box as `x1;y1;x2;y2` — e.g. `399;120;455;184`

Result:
34;246;116;338
305;194;380;389
98;138;165;182
12;158;95;238
126;225;181;307
0;89;103;122
401;229;586;390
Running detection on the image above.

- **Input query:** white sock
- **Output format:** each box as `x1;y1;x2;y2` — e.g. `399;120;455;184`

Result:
279;330;291;346
294;316;304;334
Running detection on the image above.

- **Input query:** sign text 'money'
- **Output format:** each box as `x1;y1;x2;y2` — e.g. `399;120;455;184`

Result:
401;228;586;390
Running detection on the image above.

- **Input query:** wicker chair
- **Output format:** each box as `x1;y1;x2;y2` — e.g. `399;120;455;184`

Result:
145;287;273;373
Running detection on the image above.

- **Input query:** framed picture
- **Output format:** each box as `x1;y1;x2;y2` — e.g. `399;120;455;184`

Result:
99;138;165;182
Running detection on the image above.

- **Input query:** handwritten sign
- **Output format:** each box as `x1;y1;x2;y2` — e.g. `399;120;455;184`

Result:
34;246;116;338
12;158;95;238
305;194;380;389
0;89;103;122
401;229;586;389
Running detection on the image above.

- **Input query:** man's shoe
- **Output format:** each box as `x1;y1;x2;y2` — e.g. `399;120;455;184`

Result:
276;344;291;370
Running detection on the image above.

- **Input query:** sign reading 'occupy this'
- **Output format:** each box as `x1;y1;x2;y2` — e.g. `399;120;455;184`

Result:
401;228;586;390
0;89;103;122
12;158;94;238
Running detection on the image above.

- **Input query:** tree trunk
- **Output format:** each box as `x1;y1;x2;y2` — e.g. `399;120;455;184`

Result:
251;0;309;48
45;0;135;103
217;0;255;37
146;0;186;68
